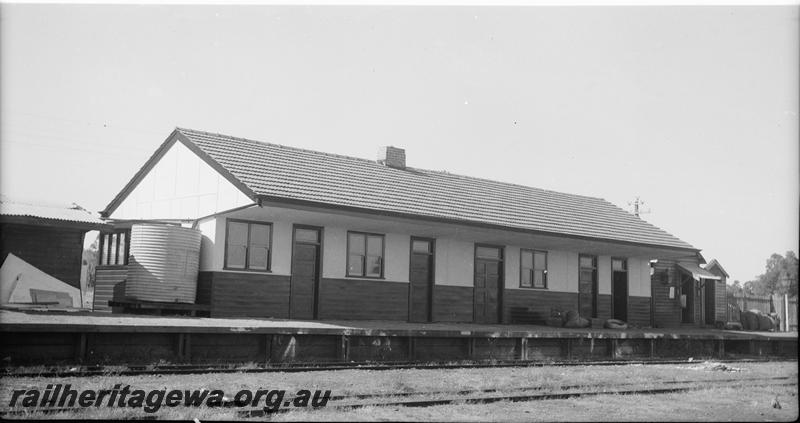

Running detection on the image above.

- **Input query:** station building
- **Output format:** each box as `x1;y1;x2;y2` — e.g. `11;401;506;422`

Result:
97;128;725;327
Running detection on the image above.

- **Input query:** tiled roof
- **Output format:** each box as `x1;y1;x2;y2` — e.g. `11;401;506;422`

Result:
169;128;696;251
0;198;106;227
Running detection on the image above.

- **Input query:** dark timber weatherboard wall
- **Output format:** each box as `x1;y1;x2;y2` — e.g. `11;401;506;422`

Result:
597;294;612;321
651;259;683;328
503;290;580;323
197;273;410;321
433;285;473;322
318;278;408;321
0;223;85;289
628;296;652;327
197;271;290;318
192;273;652;326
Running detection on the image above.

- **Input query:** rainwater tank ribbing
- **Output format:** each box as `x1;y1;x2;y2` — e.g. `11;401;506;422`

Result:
125;224;201;303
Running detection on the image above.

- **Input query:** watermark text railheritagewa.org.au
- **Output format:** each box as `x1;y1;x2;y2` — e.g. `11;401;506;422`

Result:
9;384;331;413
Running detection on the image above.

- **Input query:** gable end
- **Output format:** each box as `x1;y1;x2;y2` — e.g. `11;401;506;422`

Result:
102;128;257;218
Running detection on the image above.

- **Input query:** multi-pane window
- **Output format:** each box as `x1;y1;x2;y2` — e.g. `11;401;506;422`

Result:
612;258;627;271
225;220;272;271
521;249;547;288
347;232;384;278
579;255;597;284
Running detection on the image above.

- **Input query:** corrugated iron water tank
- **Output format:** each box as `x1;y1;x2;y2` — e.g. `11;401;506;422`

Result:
125;224;201;303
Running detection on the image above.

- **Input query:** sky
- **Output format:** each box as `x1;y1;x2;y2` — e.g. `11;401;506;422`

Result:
0;3;797;283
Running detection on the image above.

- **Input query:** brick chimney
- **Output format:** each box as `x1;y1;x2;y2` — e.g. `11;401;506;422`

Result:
378;146;406;169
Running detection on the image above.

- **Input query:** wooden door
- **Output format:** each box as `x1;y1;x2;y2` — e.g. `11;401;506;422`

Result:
290;227;321;320
474;246;503;324
613;271;628;321
681;276;694;324
579;255;597;318
612;258;628;321
704;280;715;325
409;238;434;322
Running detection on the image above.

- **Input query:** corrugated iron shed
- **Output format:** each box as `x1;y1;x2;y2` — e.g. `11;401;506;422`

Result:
1;198;108;230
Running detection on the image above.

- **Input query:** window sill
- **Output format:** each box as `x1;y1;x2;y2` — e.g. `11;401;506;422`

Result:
519;286;549;290
222;268;273;273
344;275;385;280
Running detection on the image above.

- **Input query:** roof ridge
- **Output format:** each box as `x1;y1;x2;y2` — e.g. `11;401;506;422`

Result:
176;127;384;166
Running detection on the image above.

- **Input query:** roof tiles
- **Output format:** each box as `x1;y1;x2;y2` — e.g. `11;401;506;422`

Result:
175;128;695;250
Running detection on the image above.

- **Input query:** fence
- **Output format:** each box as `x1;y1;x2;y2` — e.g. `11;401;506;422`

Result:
727;293;798;331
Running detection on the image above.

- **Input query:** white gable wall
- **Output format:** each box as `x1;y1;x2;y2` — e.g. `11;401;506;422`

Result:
112;141;252;220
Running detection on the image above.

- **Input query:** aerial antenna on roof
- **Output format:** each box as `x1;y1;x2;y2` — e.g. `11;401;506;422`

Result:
628;196;651;217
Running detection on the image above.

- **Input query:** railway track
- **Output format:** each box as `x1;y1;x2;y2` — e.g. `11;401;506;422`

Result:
1;375;795;419
2;357;793;378
254;379;797;416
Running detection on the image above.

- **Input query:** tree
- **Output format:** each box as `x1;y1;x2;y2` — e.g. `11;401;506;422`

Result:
82;237;99;287
727;280;744;296
745;251;799;297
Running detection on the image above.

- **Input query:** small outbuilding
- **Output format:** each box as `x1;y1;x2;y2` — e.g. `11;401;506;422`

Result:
0;198;108;307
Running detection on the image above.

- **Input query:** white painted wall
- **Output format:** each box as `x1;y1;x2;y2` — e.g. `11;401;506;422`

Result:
434;238;473;287
597;256;611;295
564;252;580;293
196;217;216;272
112;141;252;220
207;215;293;276
386;233;411;282
321;227;410;282
503;247;575;293
504;246;520;288
321;227;346;278
272;221;293;276
192;203;656;298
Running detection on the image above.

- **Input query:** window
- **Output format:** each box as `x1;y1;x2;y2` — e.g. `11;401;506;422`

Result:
295;228;319;243
412;240;432;254
99;230;130;265
579;255;597;286
476;246;503;260
612;258;627;271
347;232;384;278
521;249;547;288
225;220;272;271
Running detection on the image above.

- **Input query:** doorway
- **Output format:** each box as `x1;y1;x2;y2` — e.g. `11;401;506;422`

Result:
474;245;503;324
681;275;694;324
290;226;322;320
579;255;598;318
612;258;628;321
704;279;715;325
409;237;434;323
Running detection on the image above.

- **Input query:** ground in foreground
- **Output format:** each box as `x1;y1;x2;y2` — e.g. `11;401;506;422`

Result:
1;361;796;421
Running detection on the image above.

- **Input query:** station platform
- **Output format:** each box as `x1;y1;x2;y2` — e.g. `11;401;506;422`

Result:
1;309;796;366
